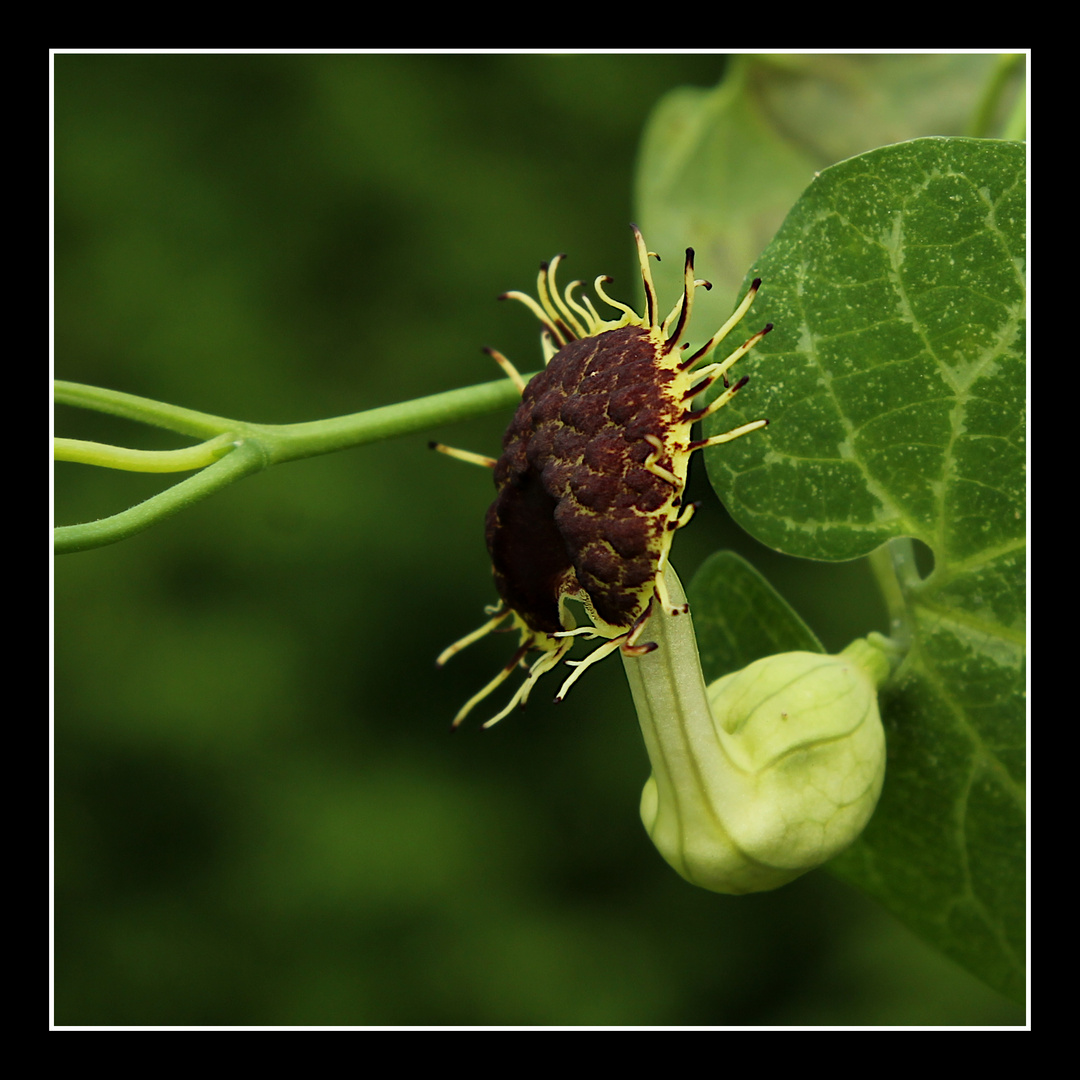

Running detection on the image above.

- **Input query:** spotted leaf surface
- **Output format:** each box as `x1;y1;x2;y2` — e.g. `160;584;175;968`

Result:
695;138;1026;1002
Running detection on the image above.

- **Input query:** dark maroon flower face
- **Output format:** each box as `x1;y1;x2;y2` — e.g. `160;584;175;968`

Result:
436;227;771;728
488;325;682;637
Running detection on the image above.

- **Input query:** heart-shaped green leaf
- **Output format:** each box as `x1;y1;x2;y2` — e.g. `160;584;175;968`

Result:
695;137;1026;1002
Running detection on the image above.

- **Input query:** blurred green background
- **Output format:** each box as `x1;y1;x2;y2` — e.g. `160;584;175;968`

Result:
53;53;1023;1026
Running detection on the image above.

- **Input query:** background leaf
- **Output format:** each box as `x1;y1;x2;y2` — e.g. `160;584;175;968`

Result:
696;137;1026;1002
636;54;1024;303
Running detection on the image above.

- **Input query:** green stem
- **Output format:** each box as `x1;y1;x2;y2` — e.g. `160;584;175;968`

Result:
54;381;242;439
619;565;713;815
54;440;267;554
55;373;531;553
54;432;238;473
254;375;533;464
868;537;919;651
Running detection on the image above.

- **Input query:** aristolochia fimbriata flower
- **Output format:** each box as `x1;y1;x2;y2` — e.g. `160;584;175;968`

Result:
434;226;771;728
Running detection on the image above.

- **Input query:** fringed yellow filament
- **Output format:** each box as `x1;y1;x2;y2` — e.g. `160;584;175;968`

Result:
683;279;762;370
654;569;674;615
555;636;626;701
695;376;748;422
660;297;683;340
430;443;498;470
643;434;680;486
619;602;658;655
546;255;588;340
437;609;511;667
483;347;526;393
540;332;558;365
576;292;604;331
687;361;724;385
673;502;698;530
482;639;573;728
593;275;641;322
693;418;770;451
501;289;566;346
561;280;596;334
536;261;575;343
631;224;659;329
452;642;530;728
663;249;698;350
701;325;773;389
514;644;570;706
660;280;710;341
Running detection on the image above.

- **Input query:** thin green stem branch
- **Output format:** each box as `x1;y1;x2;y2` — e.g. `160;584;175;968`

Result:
254;374;534;464
54;381;242;439
54;373;532;553
868;537;920;651
54;433;238;473
54;439;267;554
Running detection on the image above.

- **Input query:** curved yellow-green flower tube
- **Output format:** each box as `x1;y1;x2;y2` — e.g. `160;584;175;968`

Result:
623;565;888;895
